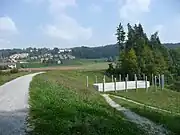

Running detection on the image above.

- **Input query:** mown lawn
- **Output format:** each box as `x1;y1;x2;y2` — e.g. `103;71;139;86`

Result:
28;70;145;135
0;71;30;86
108;87;180;113
110;96;180;135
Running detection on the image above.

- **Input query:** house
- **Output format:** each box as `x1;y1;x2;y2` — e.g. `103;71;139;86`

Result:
0;62;16;69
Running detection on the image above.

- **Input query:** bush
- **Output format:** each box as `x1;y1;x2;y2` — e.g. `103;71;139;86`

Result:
0;70;2;75
10;68;19;74
168;81;180;92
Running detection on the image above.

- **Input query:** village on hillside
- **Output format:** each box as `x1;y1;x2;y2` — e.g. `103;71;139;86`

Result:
0;48;76;69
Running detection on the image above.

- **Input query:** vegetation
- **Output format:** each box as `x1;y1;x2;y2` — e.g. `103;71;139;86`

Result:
28;71;145;135
108;88;180;113
106;23;180;88
0;71;29;85
18;59;107;69
110;95;180;135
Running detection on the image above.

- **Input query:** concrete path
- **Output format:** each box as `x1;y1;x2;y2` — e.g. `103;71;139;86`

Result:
102;94;170;135
0;72;44;135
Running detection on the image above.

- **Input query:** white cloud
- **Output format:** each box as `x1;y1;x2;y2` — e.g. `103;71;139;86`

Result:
119;0;151;22
0;16;18;33
42;0;92;42
44;14;92;40
151;16;180;43
48;0;76;14
89;4;102;13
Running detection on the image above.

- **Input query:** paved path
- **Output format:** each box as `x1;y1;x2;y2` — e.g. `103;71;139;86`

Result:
102;94;170;135
0;72;44;135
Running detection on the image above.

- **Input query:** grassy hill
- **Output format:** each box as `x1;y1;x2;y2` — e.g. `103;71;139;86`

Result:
28;70;145;135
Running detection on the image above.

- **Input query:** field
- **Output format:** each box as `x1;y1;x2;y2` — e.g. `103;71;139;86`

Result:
28;70;145;135
0;71;30;86
109;88;180;135
18;59;108;69
20;61;109;72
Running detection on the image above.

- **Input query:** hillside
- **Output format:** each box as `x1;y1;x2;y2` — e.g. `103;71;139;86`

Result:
71;43;180;59
0;43;180;60
71;44;118;59
164;43;180;48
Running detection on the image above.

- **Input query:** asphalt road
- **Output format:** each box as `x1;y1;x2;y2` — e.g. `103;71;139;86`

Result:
0;72;44;135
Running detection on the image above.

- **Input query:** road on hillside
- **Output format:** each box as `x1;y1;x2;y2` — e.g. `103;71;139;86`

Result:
0;72;43;135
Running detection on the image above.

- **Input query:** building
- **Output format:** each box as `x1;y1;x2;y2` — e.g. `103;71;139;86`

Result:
0;62;16;69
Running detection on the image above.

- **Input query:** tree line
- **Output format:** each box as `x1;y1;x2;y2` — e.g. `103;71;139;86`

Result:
106;23;180;86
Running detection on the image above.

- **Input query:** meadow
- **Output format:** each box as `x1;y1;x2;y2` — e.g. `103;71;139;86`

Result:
0;71;30;86
28;70;145;135
18;59;108;69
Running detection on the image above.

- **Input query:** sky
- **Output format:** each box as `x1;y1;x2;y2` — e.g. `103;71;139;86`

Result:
0;0;180;49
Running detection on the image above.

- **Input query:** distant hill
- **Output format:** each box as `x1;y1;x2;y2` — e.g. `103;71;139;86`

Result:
71;43;180;59
163;43;180;49
0;43;180;59
71;44;119;59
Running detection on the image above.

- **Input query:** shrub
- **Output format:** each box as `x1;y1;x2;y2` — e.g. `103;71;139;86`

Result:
10;68;19;74
168;81;180;92
0;70;2;75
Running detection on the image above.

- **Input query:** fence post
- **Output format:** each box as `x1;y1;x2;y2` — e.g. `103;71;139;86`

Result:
104;75;106;83
119;74;121;82
158;74;161;87
95;75;97;84
86;76;89;88
103;78;105;92
143;74;145;81
145;76;148;92
112;75;114;82
155;76;157;91
114;78;117;92
125;77;128;92
161;74;164;90
135;75;138;92
127;74;129;81
152;74;154;86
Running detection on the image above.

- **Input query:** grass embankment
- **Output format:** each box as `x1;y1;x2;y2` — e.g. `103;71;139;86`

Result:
109;88;180;135
109;87;180;113
28;70;145;135
0;71;30;86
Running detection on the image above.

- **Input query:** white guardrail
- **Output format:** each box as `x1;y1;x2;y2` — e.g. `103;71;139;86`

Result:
93;81;150;92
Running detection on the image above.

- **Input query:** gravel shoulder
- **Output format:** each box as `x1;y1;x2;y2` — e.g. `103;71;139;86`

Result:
0;72;44;135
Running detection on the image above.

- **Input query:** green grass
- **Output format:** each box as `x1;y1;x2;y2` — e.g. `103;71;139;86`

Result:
18;59;108;69
0;71;30;86
82;62;109;70
110;96;180;135
108;87;180;113
28;70;145;135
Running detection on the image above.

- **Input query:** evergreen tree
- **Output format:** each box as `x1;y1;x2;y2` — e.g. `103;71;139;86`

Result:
121;48;138;80
115;23;126;68
115;23;125;51
107;22;176;83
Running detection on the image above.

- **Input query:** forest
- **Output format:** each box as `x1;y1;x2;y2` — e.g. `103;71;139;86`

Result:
106;23;180;91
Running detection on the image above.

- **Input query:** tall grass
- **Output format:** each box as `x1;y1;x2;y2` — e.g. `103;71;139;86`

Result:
0;71;29;86
28;70;145;135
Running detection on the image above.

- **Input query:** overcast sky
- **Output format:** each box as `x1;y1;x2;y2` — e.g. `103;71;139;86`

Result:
0;0;180;49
